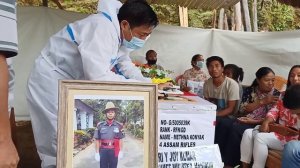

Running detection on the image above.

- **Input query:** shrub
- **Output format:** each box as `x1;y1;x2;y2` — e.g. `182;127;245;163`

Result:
135;128;144;139
126;123;134;131
74;130;91;145
85;128;96;138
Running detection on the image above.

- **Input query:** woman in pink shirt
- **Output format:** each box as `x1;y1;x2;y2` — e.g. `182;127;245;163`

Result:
240;65;300;168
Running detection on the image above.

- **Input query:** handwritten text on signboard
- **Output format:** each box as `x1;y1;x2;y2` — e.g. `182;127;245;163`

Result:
158;110;217;168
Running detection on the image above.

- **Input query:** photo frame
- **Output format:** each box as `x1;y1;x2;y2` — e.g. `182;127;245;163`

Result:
57;80;158;168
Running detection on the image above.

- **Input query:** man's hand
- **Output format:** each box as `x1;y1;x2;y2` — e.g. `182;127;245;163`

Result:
158;82;173;90
0;139;19;168
94;152;100;162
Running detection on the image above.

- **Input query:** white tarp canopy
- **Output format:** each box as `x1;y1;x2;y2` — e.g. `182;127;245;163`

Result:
14;6;300;119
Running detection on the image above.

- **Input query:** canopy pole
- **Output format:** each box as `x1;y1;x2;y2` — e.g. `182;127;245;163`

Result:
179;6;188;27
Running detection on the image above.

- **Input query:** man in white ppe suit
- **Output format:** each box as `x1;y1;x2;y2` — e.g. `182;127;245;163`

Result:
26;0;162;167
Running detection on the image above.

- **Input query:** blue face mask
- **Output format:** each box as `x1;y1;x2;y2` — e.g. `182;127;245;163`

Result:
123;37;145;50
196;61;204;69
122;27;149;50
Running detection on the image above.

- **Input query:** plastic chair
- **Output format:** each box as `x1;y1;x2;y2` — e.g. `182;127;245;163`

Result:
274;76;287;92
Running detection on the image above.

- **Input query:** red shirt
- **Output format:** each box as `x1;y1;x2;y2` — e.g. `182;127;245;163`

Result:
267;100;299;144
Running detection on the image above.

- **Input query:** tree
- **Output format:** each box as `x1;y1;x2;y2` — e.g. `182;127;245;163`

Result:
122;100;144;138
17;0;300;31
258;0;295;31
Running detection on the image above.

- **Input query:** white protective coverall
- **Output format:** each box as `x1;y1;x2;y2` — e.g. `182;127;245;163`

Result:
26;0;150;167
7;58;15;111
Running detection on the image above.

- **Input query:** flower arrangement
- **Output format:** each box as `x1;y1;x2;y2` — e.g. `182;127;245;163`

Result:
138;65;174;84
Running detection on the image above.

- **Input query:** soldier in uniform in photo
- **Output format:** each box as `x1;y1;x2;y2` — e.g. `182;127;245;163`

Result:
94;102;125;168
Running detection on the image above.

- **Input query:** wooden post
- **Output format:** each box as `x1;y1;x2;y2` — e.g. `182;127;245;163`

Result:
241;0;252;31
179;6;188;27
183;7;188;27
212;9;217;29
231;10;235;30
42;0;48;7
224;13;229;30
52;0;64;10
218;8;225;29
252;0;258;32
179;6;183;27
234;2;242;31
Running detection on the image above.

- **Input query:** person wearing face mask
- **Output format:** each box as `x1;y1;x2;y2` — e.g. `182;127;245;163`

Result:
26;0;162;167
180;54;208;95
143;49;164;70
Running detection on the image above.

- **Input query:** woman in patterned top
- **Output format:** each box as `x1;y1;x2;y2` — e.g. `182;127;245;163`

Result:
281;84;300;168
222;67;280;167
180;54;208;94
240;65;300;168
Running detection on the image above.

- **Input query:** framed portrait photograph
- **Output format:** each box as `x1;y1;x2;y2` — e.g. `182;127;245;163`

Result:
57;80;158;168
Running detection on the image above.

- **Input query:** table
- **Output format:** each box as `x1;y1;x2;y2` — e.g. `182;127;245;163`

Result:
158;96;223;167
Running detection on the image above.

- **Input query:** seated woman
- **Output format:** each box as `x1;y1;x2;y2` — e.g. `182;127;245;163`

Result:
282;84;300;168
222;67;280;167
180;54;208;95
224;64;244;101
240;65;300;168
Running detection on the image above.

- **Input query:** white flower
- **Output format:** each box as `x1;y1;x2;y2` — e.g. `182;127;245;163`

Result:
156;69;162;76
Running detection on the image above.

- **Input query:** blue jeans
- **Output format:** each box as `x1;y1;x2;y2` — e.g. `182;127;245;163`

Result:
282;140;300;168
214;116;235;161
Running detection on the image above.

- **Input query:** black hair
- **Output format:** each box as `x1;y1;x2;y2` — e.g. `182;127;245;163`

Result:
206;56;224;68
287;65;300;88
146;49;156;58
191;54;202;66
224;64;244;82
251;67;275;87
118;0;159;28
283;84;300;110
